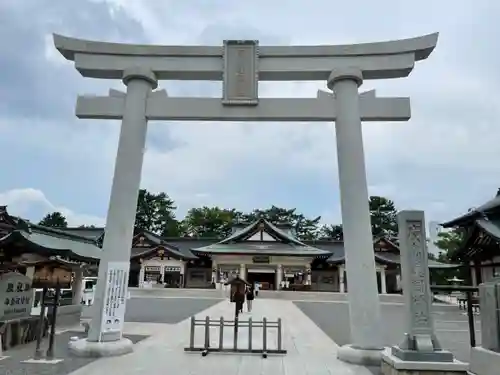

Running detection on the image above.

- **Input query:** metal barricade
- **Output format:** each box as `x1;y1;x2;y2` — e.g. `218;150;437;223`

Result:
184;316;286;358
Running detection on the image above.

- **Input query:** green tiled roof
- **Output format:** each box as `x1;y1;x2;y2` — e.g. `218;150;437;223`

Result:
219;219;308;246
193;218;331;257
195;243;329;256
139;231;197;259
0;225;101;262
57;227;104;239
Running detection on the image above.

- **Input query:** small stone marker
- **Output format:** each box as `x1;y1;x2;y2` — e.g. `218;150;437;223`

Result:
478;281;500;351
391;210;453;362
468;281;500;375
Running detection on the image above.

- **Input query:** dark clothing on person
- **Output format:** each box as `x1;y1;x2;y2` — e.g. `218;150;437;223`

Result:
246;290;254;301
234;291;245;314
235;292;245;303
246;288;254;312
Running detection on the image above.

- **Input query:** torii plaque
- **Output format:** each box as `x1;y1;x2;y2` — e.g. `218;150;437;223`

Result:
54;33;438;363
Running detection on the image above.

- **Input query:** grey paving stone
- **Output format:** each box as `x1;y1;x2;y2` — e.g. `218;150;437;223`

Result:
81;297;224;323
295;301;480;363
123;297;223;324
0;331;147;375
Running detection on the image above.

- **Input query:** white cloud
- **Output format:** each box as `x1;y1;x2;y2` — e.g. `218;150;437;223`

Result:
0;188;105;227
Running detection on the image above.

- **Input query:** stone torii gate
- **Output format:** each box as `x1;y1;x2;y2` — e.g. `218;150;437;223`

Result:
54;33;438;363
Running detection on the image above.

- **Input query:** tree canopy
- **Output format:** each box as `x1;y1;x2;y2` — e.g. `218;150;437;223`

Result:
35;190;405;242
134;189;179;236
39;211;68;228
183;206;237;238
319;224;343;241
434;229;465;262
369;196;398;238
429;228;468;284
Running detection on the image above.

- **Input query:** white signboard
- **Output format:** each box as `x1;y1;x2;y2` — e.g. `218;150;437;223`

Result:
0;272;32;321
100;262;129;338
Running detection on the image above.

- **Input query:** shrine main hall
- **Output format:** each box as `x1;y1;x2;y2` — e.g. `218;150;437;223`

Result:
0;206;454;293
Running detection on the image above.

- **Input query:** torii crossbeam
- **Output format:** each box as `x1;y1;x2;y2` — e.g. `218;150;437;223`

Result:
76;89;410;121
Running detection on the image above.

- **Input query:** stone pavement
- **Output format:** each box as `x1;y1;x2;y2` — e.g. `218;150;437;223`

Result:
67;298;374;375
296;299;480;363
81;295;223;324
5;290;477;375
0;329;147;375
2;296;222;375
128;287;406;303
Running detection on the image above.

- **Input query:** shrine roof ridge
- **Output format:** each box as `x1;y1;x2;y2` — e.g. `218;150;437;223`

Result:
17;220;100;245
53;33;438;61
441;194;500;228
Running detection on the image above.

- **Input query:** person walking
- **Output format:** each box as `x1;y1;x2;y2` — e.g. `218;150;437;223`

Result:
246;286;255;312
232;286;245;315
254;282;260;297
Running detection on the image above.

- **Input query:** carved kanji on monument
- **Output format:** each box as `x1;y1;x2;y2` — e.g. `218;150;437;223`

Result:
391;210;454;362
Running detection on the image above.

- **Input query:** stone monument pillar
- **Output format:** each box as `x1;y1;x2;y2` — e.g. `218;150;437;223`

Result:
381;210;467;374
329;67;384;366
69;67;157;357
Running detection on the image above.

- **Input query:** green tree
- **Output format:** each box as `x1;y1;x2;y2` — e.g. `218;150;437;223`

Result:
434;229;465;261
182;206;239;238
243;206;297;224
369;196;398;238
39;211;68;228
319;224;343;240
295;216;321;240
430;229;468;284
135;189;179;236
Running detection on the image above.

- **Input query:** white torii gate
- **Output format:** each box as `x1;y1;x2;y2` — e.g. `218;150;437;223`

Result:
54;33;438;364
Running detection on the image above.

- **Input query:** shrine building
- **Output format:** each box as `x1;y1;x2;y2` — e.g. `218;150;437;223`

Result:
441;189;500;285
0;206;455;293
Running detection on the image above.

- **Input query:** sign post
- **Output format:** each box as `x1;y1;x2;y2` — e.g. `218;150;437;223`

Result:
99;262;129;341
0;272;33;322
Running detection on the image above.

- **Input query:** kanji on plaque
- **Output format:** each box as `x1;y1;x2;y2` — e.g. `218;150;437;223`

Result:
100;262;130;335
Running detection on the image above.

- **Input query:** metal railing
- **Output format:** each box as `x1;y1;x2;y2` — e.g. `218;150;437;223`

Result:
184;316;286;358
431;285;479;348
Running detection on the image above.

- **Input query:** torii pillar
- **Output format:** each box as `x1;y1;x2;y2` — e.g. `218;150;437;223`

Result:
71;67;157;356
329;67;384;365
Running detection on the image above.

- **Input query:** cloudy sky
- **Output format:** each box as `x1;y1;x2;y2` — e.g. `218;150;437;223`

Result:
0;0;498;228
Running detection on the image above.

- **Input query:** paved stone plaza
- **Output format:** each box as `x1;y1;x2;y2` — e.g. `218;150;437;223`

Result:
1;290;478;374
295;300;480;363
